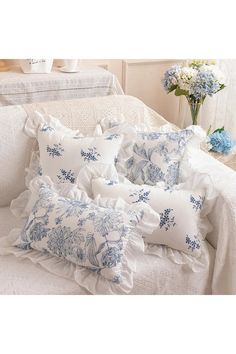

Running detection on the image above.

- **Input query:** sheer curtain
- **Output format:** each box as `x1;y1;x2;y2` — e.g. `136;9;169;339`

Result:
178;60;236;139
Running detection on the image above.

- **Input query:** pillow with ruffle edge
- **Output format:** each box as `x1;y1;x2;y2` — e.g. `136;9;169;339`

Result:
91;172;216;258
99;116;206;187
2;176;160;295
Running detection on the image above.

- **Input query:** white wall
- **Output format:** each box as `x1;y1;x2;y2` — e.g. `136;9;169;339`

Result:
2;59;181;125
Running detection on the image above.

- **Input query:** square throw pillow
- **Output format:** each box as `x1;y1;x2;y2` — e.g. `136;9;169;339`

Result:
91;175;214;257
4;176;159;294
100;117;205;187
24;112;123;186
123;130;194;187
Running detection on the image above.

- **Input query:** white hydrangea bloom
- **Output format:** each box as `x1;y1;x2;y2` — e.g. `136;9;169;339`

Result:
200;65;225;85
177;67;198;91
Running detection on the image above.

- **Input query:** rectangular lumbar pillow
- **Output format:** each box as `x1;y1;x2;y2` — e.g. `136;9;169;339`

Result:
24;111;123;188
91;175;214;257
3;176;159;294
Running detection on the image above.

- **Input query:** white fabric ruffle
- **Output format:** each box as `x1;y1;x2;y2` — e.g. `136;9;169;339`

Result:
2;176;160;295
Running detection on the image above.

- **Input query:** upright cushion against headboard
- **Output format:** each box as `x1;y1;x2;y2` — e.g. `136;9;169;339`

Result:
0;95;167;206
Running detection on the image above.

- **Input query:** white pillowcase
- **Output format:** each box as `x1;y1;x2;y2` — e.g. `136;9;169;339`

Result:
2;176;160;294
91;175;214;257
100;117;207;187
24;112;123;188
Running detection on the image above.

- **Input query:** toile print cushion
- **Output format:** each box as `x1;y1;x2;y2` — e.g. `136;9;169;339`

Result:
24;111;123;186
9;176;159;294
91;176;213;257
100;117;197;187
124;129;194;187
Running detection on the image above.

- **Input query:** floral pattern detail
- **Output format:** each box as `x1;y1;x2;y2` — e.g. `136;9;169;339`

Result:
146;164;165;184
190;195;205;211
105;179;118;185
159;208;176;231
17;185;138;282
101;247;121;268
40;125;55;132
105;134;120;140
57;169;76;183
185;234;201;252
28;222;50;242
129;188;151;203
81;147;101;162
126;130;193;187
46;143;64;158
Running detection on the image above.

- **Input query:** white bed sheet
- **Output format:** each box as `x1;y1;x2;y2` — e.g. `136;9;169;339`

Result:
0;207;215;295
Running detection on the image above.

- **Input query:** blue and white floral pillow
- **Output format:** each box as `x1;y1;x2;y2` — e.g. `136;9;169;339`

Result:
12;176;159;294
124;130;194;187
24;112;123;189
92;176;213;257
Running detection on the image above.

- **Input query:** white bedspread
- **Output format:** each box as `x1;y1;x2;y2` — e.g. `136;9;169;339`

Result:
0;66;123;106
0;207;215;295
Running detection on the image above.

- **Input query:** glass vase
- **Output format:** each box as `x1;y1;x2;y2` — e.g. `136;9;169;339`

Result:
189;101;201;125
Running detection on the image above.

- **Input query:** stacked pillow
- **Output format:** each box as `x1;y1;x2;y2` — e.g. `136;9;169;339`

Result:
91;176;213;257
2;112;213;294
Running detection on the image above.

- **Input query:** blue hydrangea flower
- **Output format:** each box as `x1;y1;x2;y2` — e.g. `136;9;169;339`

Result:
162;65;181;92
189;70;221;100
209;131;235;154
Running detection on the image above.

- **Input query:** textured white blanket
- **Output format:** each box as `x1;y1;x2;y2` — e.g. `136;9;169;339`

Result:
0;66;123;106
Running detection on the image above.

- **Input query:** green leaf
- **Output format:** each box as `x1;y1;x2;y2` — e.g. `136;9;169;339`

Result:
216;84;226;93
174;87;188;96
168;85;177;93
212;126;225;134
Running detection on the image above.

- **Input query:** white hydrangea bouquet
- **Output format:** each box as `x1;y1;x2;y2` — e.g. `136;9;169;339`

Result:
162;60;226;125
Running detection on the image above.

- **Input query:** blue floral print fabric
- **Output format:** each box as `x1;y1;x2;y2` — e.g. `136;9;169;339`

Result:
125;129;193;187
92;177;212;257
15;177;159;289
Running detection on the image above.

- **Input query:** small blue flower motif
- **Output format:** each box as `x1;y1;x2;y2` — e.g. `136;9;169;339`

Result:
55;216;63;225
159;208;176;231
129;189;151;203
81;147;101;162
208;130;236;154
185;234;201;252
40;124;55;132
190;195;205;212
105;134;120;140
47;226;69;257
105;179;118;186
101;247;121;268
28;222;50;242
146;164;165;184
57;169;76;184
46;143;64;158
140;132;162;140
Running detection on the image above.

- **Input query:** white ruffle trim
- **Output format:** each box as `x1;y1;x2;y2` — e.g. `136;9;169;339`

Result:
144;241;211;272
5;176;162;294
0;226;144;295
24;111;83;138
